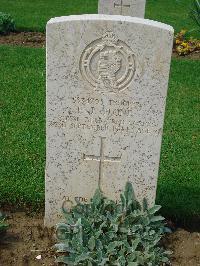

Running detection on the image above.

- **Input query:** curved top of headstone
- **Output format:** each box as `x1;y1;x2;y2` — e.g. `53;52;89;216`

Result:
47;14;174;33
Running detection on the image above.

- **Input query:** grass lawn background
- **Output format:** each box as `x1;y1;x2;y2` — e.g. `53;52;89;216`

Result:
0;0;200;38
0;45;199;220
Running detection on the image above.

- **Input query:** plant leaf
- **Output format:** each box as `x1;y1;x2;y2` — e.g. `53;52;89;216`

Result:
88;236;96;251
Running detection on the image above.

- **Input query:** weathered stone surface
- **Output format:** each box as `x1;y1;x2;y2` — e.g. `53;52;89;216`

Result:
45;15;174;226
98;0;146;18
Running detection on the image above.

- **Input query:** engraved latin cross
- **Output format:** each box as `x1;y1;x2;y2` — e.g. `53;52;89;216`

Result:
114;0;131;15
83;137;121;187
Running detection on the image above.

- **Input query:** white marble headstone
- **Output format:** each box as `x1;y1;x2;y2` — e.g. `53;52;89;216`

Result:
45;14;173;227
98;0;146;18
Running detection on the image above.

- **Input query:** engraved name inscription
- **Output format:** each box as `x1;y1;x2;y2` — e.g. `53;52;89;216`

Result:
49;96;161;135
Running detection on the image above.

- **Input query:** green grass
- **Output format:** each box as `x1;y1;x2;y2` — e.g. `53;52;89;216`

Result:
157;58;200;219
0;0;98;32
146;0;200;38
0;0;199;37
0;46;45;207
0;45;199;219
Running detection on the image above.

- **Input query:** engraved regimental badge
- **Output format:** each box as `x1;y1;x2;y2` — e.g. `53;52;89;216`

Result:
80;31;136;93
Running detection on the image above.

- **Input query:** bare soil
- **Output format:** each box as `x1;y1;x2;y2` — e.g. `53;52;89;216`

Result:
172;50;200;60
0;212;56;266
0;32;46;48
0;212;199;266
0;32;200;60
164;230;200;266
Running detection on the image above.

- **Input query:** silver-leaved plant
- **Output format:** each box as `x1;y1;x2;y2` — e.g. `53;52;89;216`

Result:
55;182;172;265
